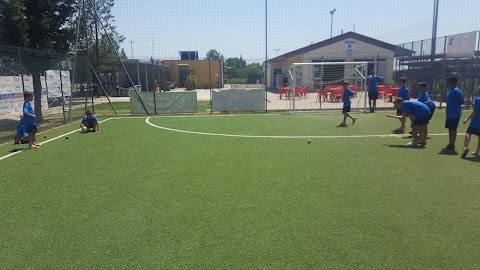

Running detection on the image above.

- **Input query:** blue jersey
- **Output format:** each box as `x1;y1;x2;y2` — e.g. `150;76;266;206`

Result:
397;86;409;100
469;97;480;129
367;75;382;93
402;100;431;119
23;102;36;127
446;87;464;119
82;115;99;124
342;88;355;107
418;91;435;109
17;122;28;138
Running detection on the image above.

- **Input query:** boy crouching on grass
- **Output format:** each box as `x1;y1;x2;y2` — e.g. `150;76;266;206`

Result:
14;115;29;144
461;86;480;158
339;81;357;127
80;110;100;132
387;98;431;146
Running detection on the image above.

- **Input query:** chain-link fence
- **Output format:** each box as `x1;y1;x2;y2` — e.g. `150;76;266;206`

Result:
0;44;117;144
3;30;480;144
396;31;480;108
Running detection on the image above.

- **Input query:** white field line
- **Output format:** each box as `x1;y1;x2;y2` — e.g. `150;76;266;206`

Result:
0;118;114;162
145;117;449;139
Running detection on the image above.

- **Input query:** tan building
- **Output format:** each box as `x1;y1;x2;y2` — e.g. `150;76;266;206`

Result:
162;59;223;89
267;32;409;89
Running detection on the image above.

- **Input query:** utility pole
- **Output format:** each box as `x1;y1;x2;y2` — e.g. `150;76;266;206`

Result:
130;40;134;59
431;0;440;62
149;37;154;59
274;48;280;56
330;9;336;38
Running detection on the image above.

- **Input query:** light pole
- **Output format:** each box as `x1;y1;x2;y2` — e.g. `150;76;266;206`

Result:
330;8;336;38
431;0;439;62
274;48;280;56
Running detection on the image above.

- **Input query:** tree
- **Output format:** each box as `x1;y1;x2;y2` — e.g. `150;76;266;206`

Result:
205;49;224;61
225;56;246;70
77;0;125;74
24;0;76;122
0;0;28;47
244;63;262;74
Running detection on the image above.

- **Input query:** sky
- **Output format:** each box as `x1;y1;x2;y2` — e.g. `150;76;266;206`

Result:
110;0;480;62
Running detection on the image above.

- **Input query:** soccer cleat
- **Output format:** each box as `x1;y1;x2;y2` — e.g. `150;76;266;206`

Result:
352;118;357;125
442;144;455;151
461;149;469;159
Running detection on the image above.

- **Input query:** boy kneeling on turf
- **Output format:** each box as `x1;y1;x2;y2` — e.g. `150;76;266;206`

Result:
14;115;29;144
80;110;100;132
387;98;430;146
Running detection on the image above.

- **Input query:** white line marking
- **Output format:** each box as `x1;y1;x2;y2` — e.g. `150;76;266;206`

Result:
145;117;449;139
0;118;114;162
0;149;28;161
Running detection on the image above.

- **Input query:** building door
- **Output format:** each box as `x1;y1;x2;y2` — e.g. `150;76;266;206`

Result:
179;66;189;87
273;68;282;87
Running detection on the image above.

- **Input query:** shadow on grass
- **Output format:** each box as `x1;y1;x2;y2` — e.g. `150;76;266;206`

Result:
9;148;26;153
391;129;405;134
463;156;480;162
437;150;459;156
385;144;426;149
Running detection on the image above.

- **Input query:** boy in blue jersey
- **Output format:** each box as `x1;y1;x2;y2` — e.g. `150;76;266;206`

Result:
366;70;382;113
387;98;431;146
23;92;38;149
461;86;480;158
14;115;29;144
339;81;357;127
395;77;409;131
443;76;464;152
417;82;435;119
80;110;100;132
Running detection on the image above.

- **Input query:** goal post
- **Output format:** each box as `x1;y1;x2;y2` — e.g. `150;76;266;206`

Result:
288;62;368;113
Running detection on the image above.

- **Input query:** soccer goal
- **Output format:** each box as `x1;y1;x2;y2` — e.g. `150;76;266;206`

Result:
287;62;368;113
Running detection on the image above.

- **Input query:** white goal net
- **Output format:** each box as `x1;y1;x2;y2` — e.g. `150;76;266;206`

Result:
283;62;368;112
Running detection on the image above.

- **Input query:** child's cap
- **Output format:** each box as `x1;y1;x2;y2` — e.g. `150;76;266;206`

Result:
417;82;427;87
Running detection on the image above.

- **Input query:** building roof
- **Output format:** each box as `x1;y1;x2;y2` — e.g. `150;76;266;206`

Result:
269;31;412;62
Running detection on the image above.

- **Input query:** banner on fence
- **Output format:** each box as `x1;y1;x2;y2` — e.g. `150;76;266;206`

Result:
212;89;266;112
46;70;72;98
446;31;476;58
130;92;197;114
0;75;48;119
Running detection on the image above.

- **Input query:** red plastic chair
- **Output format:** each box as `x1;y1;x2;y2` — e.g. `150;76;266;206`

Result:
278;86;291;99
294;87;303;99
302;87;310;98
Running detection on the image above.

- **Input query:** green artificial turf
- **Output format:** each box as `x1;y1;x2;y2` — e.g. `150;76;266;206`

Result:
1;113;479;269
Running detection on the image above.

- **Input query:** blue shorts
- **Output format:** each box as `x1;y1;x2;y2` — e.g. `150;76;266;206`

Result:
412;116;429;126
396;109;403;116
466;127;480;136
342;106;351;113
445;119;460;131
26;125;37;134
368;92;378;100
83;121;96;129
